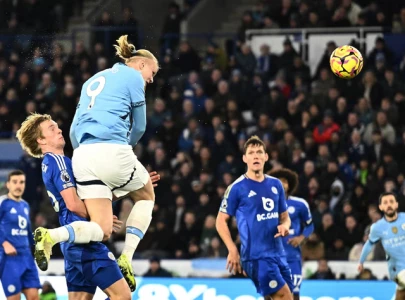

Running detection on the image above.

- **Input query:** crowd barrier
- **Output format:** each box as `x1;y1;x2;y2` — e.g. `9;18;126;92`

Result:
0;277;396;300
35;259;390;280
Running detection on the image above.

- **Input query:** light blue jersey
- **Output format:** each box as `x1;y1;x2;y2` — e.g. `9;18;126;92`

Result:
361;212;405;280
70;63;146;148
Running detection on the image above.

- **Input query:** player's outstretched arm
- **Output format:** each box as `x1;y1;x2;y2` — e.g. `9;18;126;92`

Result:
216;212;242;274
358;239;374;272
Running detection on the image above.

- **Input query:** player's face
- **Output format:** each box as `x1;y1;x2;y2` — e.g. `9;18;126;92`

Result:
6;175;26;199
139;59;158;84
280;178;289;197
379;195;398;218
38;120;65;150
243;144;268;173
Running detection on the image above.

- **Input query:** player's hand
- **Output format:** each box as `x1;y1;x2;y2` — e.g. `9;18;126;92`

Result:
226;249;242;275
357;264;364;273
112;215;123;232
3;241;17;256
274;224;289;238
288;235;305;247
149;171;160;187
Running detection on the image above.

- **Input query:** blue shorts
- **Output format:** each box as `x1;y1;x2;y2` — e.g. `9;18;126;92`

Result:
242;256;294;297
62;243;123;294
0;250;41;297
287;259;302;295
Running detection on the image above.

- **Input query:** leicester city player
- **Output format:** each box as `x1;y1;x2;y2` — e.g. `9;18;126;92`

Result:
268;168;314;300
0;170;40;300
359;192;405;300
16;113;131;300
216;136;294;300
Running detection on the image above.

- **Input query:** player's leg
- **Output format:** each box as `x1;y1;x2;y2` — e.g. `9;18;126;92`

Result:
87;259;131;300
68;292;94;300
1;256;24;300
21;289;39;300
287;260;302;300
65;260;97;300
6;293;21;300
20;255;41;300
113;157;155;291
257;258;293;300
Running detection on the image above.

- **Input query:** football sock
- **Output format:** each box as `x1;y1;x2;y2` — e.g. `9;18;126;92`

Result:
122;200;154;260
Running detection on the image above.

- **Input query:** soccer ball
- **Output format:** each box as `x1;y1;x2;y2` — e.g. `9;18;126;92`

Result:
329;45;363;79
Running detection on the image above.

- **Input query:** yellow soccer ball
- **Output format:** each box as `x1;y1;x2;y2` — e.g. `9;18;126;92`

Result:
330;45;364;79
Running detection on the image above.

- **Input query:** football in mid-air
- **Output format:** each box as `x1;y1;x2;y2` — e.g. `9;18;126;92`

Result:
330;45;363;79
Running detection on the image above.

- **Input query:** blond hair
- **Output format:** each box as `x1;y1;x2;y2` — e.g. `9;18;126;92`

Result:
16;113;52;158
114;35;158;66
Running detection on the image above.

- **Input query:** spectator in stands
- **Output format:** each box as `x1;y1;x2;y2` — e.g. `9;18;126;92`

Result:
256;44;279;81
367;37;394;68
39;281;57;300
301;232;325;261
309;259;335;279
363;111;396;146
356;268;377;280
393;8;405;33
313;110;340;144
349;229;375;261
342;0;362;25
237;11;257;44
143;257;173;277
318;213;341;252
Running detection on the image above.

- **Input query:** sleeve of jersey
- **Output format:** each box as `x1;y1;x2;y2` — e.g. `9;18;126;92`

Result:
219;184;239;216
26;204;34;248
48;155;76;192
128;72;147;146
69;112;79;150
368;224;380;244
129;103;147;146
0;204;5;244
278;181;288;214
300;201;314;238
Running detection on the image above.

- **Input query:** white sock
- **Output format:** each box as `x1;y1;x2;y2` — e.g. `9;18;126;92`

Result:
122;200;153;259
48;226;69;243
48;221;104;244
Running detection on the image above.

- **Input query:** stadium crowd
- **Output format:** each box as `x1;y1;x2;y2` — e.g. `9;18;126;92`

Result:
1;0;405;272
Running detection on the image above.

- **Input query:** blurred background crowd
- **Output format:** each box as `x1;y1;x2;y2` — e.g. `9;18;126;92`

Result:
1;0;405;278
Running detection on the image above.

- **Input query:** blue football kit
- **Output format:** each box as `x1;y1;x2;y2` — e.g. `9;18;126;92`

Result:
70;62;146;149
41;153;122;293
0;195;40;297
220;174;293;296
282;196;314;295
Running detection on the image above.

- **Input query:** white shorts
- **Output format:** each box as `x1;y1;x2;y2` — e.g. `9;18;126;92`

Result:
72;143;149;200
